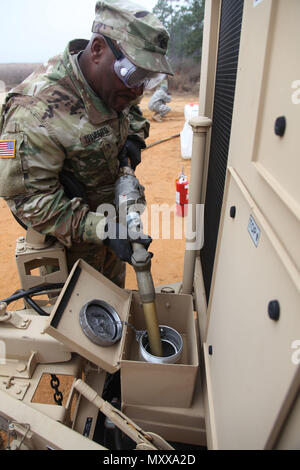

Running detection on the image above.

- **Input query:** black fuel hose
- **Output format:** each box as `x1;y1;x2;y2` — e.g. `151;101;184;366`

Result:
142;133;180;151
0;283;64;316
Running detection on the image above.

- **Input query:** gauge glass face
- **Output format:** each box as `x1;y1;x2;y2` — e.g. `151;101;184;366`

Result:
79;300;123;346
85;304;116;340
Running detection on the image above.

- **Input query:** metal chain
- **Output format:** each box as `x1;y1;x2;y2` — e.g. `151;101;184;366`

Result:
50;374;63;406
105;319;165;343
114;321;166;342
97;317;144;342
113;320;146;342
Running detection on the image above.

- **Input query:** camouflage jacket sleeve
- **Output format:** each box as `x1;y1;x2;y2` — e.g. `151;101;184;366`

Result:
163;91;171;104
0;104;106;248
127;103;150;148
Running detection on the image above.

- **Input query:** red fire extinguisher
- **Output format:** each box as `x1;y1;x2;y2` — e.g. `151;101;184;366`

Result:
176;167;189;217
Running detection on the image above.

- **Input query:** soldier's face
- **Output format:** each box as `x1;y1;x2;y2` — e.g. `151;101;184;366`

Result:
90;37;144;112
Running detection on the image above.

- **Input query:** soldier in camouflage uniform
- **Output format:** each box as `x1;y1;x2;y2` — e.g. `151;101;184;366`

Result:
148;84;172;122
0;0;173;287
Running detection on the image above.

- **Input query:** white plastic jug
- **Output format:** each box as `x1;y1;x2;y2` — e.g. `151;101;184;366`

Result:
180;103;199;160
184;103;199;121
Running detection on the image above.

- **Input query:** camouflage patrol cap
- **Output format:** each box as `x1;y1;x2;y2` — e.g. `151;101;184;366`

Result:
92;0;174;75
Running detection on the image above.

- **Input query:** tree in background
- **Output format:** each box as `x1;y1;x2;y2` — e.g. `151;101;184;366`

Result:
153;0;204;64
153;0;205;92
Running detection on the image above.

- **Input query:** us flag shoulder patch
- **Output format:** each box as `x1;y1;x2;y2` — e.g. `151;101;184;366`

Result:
0;140;16;158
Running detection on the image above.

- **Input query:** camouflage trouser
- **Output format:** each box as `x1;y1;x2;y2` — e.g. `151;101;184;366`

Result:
152;103;171;117
66;241;126;288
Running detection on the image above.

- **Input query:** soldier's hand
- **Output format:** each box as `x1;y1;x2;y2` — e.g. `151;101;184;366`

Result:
118;136;143;171
103;220;152;264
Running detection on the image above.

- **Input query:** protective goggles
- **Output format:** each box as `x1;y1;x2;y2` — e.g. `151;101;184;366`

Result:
104;36;166;90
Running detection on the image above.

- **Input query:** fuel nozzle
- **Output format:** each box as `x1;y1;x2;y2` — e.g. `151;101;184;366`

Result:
115;169;163;357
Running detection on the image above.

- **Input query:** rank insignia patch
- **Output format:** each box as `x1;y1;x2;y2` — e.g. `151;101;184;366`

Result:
0;140;16;158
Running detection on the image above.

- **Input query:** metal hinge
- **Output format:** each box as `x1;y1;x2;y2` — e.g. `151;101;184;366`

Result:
0;302;30;329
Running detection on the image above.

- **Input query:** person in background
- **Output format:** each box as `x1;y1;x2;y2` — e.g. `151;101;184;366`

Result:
148;83;172;122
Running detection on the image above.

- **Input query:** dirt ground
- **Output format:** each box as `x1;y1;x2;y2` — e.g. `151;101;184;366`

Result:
0;93;197;302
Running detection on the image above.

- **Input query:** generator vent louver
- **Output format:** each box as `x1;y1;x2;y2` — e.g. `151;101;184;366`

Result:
200;0;244;300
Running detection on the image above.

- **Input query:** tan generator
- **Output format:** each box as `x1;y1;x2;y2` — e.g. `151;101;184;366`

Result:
0;0;299;452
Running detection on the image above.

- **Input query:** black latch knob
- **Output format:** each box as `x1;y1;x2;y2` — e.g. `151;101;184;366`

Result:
274;116;286;137
230;206;236;218
268;300;280;321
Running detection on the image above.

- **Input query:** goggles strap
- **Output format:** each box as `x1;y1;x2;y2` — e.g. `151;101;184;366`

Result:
103;35;123;61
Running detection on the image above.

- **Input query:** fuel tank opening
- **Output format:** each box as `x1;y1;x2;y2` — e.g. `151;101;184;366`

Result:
139;325;183;364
